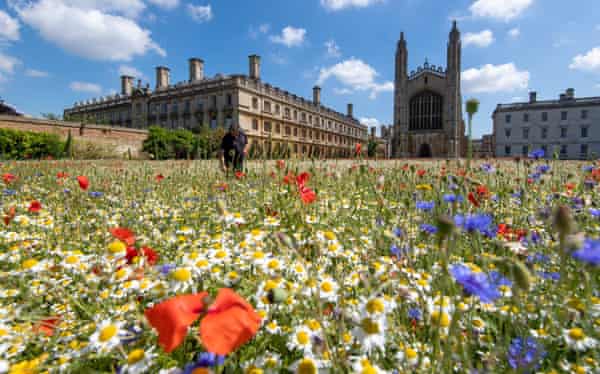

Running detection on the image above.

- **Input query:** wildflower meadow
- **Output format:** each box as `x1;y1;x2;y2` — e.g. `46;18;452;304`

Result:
0;157;599;373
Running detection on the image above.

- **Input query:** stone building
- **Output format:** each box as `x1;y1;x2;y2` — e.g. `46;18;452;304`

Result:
392;21;465;158
64;55;368;158
493;89;600;160
0;99;22;116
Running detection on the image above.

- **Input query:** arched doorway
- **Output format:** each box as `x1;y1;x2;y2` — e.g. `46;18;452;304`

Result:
418;143;432;158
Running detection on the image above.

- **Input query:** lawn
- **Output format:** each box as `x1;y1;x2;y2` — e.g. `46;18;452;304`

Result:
0;158;598;373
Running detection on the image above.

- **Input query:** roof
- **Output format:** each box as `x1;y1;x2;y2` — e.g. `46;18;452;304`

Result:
494;96;600;114
0;100;23;116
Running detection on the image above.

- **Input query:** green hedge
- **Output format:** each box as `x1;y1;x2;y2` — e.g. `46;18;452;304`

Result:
143;126;226;160
0;128;65;159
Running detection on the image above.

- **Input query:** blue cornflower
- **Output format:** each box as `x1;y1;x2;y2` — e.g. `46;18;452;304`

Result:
450;264;501;303
572;238;600;266
480;163;495;173
416;201;435;212
526;253;550;264
408;308;422;320
159;264;176;275
443;194;457;203
420;224;438;235
583;165;595;173
454;214;496;237
393;227;403;237
448;183;459;190
589;208;600;218
63;189;71;194
390;244;401;258
183;352;225;373
528;149;545;160
507;337;546;373
88;191;103;198
537;271;560;281
3;189;16;196
536;165;551;174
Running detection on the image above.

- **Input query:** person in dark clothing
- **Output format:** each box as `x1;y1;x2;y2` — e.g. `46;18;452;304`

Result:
220;123;248;172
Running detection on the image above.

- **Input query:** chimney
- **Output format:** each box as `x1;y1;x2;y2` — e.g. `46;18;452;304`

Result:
529;91;537;103
370;126;376;137
120;75;134;96
559;93;566;101
313;86;321;105
189;58;204;82
566;88;575;99
249;55;261;80
155;66;170;90
347;103;354;118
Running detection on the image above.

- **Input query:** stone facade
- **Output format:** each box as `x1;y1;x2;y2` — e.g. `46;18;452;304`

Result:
493;89;600;160
64;56;368;158
392;21;465;158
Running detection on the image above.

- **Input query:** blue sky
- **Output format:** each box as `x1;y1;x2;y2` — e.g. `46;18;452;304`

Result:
1;0;600;138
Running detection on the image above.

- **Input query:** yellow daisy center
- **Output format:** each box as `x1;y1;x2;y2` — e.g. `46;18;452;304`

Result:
320;281;334;293
22;259;38;270
431;311;450;328
297;359;317;374
366;299;385;314
99;325;118;342
296;331;310;345
127;349;145;364
108;241;126;254
569;328;585;341
171;268;191;282
65;255;78;264
405;347;418;360
360;318;380;335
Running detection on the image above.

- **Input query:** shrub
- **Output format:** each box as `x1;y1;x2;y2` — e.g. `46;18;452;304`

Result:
0;128;64;159
143;126;226;160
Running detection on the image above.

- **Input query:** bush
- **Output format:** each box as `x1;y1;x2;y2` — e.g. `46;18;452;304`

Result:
0;128;64;159
143;126;226;160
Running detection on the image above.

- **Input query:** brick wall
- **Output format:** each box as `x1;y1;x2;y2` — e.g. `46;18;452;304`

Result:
0;115;148;157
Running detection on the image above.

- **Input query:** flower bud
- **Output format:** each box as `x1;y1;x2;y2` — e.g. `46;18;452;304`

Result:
553;205;574;236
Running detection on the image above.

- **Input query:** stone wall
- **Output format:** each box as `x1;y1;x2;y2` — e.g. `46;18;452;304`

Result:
0;115;147;157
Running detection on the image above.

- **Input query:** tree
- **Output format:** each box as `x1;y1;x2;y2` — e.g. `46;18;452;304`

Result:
63;130;73;159
465;98;479;168
41;113;62;121
367;139;378;158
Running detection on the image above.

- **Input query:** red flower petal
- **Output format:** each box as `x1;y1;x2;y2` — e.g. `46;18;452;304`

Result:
77;176;89;190
145;293;208;353
110;227;136;246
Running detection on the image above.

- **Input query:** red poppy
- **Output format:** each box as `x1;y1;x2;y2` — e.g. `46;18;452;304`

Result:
565;183;576;191
145;293;209;353
235;171;245;180
296;172;310;187
200;288;261;355
2;173;16;184
155;174;165;182
127;246;159;266
28;201;42;213
3;206;15;226
299;186;316;204
276;160;285;169
282;173;295;185
110;227;136;246
417;169;426;177
34;316;61;337
56;172;69;179
476;185;490;197
125;246;138;264
467;192;480;207
355;143;362;156
77;176;89;190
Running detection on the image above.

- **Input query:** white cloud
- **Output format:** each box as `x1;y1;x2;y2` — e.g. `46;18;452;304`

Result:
508;27;520;38
462;63;530;93
12;0;165;61
70;81;102;94
320;0;384;11
463;29;494;47
317;57;393;99
25;68;49;77
360;117;380;127
118;65;144;79
0;53;20;74
325;39;341;58
333;87;352;95
569;47;600;72
469;0;534;22
148;0;179;9
248;23;269;39
60;0;146;18
0;10;20;41
186;4;212;22
270;26;306;47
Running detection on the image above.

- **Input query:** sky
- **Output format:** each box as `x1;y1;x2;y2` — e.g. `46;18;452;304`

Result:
1;0;600;138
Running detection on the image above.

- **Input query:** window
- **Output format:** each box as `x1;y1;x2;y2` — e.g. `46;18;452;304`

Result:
301;129;307;138
293;128;298;137
252;119;258;130
264;122;271;132
561;127;567;138
293;144;298;153
541;127;548;139
275;123;281;133
505;114;511;124
505;145;511;156
225;116;233;128
523;128;529;139
505;129;511;138
275;104;280;115
542;112;548;122
523;113;529;122
581;144;588;156
135;103;142;115
197;99;204;111
581;110;588;119
264;101;271;113
252;97;259;109
211;95;217;108
226;94;232;106
184;100;190;112
285;126;291;136
522;145;528;155
293;110;298;120
284;108;291;119
560;145;568;155
301;112;307;122
161;103;168;113
561;111;567;121
210;116;217;129
581;127;588;138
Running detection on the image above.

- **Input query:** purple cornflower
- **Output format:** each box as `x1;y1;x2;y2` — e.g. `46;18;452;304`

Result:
572;238;600;266
159;263;176;275
393;227;403;237
420;224;438;235
454;214;496;238
507;337;546;373
536;165;551;174
480;163;496;173
183;352;225;373
589;208;600;218
408;308;422;321
528;149;545;160
416;201;435;212
450;264;501;303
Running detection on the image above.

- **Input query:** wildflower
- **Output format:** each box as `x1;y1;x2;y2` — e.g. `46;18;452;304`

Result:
563;328;598;351
28;200;42;213
416;201;435;212
120;348;157;373
2;173;16;184
353;317;386;353
77;176;89;190
507;337;546;372
420;224;438;235
89;320;123;353
572;238;600;266
111;227;136;246
528;149;545;159
450;264;500;303
155;174;165;182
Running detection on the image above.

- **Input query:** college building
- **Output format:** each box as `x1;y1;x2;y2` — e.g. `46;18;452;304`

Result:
63;55;368;158
493;89;600;159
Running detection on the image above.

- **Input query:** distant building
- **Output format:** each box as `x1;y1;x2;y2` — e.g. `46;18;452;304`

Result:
493;89;600;159
392;21;465;158
64;55;368;158
472;134;494;158
0;100;23;116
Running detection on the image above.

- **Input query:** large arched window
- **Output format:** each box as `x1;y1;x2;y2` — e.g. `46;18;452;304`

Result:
409;91;443;131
